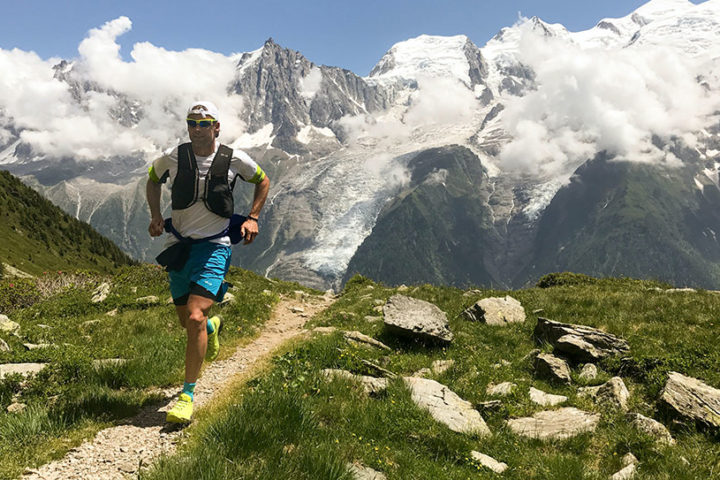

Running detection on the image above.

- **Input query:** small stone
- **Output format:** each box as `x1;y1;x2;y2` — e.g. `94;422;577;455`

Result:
219;292;236;306
0;362;47;379
136;295;160;305
611;463;636;480
91;282;111;303
534;353;572;384
579;363;598;380
0;317;20;335
347;462;387;480
23;343;53;350
529;387;568;406
7;402;26;413
470;451;508;474
81;319;101;328
486;381;516;397
0;338;10;352
105;309;118;317
290;306;305;314
373;299;385;306
372;306;383;313
344;331;392;351
463;296;526;325
397;285;408;291
621;453;638;468
596;377;630;411
627;413;675;445
364;316;382;323
322;369;388;396
312;326;337;334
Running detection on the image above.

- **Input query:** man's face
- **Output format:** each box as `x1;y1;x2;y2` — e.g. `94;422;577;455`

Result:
187;112;220;145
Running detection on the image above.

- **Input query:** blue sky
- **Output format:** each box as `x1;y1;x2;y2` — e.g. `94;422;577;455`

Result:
0;0;705;75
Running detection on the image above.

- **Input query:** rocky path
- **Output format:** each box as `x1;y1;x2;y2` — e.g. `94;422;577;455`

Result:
22;292;335;480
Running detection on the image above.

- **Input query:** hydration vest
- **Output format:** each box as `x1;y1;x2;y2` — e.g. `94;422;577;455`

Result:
171;142;236;218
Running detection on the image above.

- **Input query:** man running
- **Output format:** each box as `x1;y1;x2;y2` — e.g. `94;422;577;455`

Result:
146;101;270;423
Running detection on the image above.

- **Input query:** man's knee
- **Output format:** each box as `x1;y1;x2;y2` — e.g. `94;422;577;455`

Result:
187;307;206;329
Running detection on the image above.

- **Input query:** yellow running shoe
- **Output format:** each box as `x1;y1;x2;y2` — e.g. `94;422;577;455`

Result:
205;315;222;362
166;393;193;423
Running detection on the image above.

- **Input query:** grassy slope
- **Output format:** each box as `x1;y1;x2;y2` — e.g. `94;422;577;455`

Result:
0;170;135;277
0;264;313;479
142;273;720;480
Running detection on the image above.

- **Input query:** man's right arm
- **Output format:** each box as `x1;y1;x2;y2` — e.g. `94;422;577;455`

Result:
146;178;165;237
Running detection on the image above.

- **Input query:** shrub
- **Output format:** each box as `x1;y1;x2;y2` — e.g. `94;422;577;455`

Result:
0;278;40;314
536;272;599;288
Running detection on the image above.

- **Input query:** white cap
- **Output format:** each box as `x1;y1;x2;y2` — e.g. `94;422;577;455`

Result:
187;101;219;121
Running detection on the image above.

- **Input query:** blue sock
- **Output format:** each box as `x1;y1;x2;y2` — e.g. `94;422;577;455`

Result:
182;382;196;401
206;318;215;335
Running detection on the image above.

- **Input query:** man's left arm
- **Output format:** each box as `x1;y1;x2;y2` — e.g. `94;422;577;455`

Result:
241;175;270;245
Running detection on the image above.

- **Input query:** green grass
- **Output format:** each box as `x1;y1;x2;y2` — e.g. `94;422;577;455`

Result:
140;274;720;480
0;264;309;479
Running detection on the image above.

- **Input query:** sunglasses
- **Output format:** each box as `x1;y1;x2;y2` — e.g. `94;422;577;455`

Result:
186;118;217;128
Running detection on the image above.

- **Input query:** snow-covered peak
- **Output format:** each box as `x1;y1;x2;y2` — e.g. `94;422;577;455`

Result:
634;0;695;18
482;17;569;63
369;34;477;85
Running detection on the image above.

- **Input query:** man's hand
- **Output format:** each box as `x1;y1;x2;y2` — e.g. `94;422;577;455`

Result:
149;216;165;237
240;219;259;244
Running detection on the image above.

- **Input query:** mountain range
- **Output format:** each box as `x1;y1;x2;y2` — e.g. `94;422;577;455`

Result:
1;0;720;290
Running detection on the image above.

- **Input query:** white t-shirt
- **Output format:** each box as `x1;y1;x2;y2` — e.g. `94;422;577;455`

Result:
149;141;265;246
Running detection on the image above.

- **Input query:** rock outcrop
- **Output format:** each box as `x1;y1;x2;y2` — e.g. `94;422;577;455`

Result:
534;317;630;362
659;372;720;429
507;407;600;440
403;377;490;436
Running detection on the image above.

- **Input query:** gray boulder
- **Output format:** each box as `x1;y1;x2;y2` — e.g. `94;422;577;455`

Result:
383;295;453;344
534;317;629;362
534;353;572;384
659;372;720;429
462;296;526;326
627;413;675;445
403;377;490;436
507;407;600;440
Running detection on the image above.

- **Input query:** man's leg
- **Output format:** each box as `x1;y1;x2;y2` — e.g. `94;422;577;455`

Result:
183;294;215;384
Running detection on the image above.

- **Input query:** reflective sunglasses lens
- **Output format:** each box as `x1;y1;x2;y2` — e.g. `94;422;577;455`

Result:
186;119;214;128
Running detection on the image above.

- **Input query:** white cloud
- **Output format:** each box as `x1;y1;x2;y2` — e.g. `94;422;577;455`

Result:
298;66;323;100
0;16;246;161
498;22;720;178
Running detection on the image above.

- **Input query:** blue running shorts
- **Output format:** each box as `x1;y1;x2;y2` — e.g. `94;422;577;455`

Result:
168;242;232;303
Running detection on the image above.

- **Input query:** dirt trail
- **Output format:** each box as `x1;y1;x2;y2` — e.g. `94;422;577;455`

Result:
22;292;335;480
